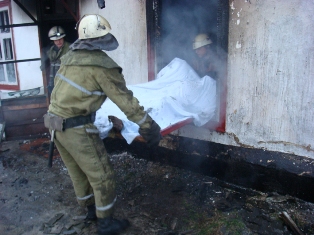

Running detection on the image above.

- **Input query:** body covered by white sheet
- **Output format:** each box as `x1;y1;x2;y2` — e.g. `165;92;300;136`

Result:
94;58;217;144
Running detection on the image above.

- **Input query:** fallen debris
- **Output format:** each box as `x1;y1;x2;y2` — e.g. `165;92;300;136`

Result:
280;211;305;235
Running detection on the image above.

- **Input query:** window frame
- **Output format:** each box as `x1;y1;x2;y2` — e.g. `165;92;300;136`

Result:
146;0;229;132
0;0;19;90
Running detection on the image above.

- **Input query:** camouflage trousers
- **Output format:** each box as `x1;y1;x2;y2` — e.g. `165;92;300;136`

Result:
54;123;116;218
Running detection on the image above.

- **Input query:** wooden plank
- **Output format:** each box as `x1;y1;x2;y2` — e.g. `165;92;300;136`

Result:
0;95;49;140
5;118;44;126
5;122;47;138
3;108;47;124
6;133;47;141
1;95;47;106
2;103;47;111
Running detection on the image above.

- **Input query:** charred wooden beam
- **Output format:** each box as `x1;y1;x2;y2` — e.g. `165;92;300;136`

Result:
60;0;79;22
280;211;304;235
13;0;38;23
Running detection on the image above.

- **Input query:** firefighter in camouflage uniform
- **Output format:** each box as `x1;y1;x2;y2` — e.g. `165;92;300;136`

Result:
45;14;162;235
192;33;217;79
46;26;71;94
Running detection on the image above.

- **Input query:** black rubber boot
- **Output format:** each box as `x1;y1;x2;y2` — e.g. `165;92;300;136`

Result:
86;204;97;221
97;217;130;235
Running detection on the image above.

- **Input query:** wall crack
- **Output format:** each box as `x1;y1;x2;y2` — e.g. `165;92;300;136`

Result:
258;141;314;153
227;132;254;148
227;133;313;153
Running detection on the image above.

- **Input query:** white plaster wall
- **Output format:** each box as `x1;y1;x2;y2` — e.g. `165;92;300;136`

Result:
11;1;42;90
79;0;148;85
177;0;314;159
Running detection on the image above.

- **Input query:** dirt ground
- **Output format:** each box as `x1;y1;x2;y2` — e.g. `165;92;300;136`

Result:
1;138;314;235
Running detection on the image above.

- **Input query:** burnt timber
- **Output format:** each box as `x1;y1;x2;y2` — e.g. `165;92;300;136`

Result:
0;95;48;140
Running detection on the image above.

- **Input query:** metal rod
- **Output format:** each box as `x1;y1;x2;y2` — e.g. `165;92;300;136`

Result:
280;211;305;235
48;130;55;168
0;58;41;65
0;23;38;29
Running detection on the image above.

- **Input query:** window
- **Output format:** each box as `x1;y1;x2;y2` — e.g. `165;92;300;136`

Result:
146;0;229;132
0;10;9;33
0;6;17;86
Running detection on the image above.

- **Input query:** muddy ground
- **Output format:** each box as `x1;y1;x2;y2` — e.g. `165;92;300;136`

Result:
0;137;314;235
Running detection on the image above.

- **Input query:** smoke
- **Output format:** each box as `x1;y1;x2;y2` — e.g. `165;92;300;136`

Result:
159;0;228;130
160;0;220;68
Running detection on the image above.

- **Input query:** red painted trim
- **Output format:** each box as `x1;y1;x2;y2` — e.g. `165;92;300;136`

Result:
0;0;10;8
0;0;20;91
134;118;193;142
160;118;194;136
145;0;227;133
0;83;19;90
147;36;155;82
217;76;227;132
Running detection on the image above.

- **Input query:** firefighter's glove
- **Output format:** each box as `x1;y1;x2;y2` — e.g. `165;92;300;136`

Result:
108;115;124;131
139;119;162;147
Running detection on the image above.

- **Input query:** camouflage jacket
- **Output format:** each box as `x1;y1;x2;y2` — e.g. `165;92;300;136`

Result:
48;49;150;129
47;41;71;79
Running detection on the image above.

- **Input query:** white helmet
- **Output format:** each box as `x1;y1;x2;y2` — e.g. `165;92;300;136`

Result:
76;14;111;39
193;34;212;49
48;26;66;40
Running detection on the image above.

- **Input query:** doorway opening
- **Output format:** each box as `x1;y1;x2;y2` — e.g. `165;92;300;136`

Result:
37;0;79;94
146;0;229;132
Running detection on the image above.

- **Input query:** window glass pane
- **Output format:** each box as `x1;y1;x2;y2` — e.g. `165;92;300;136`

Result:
0;11;10;33
0;64;5;81
6;63;16;82
3;38;12;60
0;43;2;60
0;12;3;31
4;10;9;33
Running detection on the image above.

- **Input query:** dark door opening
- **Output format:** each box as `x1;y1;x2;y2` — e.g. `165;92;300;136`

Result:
35;0;79;101
38;0;79;46
146;0;229;132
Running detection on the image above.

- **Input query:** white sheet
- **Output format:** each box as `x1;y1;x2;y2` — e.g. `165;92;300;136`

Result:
94;58;217;144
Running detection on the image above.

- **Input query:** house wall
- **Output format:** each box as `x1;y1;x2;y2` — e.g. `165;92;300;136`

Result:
177;0;314;159
79;0;148;85
76;1;314;159
11;1;42;90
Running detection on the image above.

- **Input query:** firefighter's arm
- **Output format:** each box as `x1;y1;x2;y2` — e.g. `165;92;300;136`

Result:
97;68;162;146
